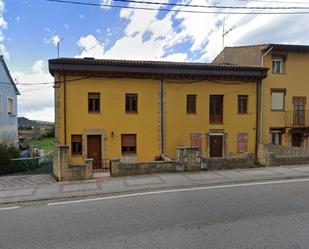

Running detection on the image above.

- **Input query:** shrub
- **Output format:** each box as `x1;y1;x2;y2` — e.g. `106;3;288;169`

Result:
39;127;55;139
10;158;40;173
0;144;20;175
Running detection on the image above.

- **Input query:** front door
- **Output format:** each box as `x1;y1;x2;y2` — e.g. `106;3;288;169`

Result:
87;135;102;170
292;133;302;147
293;97;306;126
210;135;223;157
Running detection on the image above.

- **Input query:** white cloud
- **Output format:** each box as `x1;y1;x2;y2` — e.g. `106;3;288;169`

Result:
44;34;61;46
22;107;54;123
100;0;112;9
76;35;105;58
12;60;54;122
90;0;309;62
51;35;61;46
0;0;8;59
31;60;45;74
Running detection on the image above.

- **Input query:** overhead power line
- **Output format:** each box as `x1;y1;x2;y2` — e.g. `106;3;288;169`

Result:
230;0;309;4
99;0;309;9
45;0;309;14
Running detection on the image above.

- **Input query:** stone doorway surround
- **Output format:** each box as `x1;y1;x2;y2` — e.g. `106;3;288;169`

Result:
82;129;106;162
206;129;228;157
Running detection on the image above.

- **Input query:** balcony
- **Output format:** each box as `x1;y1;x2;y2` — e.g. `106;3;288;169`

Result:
285;110;309;127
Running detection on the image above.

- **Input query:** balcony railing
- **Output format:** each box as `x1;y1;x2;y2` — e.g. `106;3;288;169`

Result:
285;110;309;127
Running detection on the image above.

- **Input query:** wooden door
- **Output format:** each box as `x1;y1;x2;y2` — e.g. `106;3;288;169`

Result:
293;97;306;126
87;135;102;170
292;133;302;147
210;135;223;157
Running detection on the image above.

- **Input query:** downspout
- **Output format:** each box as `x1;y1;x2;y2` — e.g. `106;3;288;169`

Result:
255;79;262;158
160;77;164;155
64;74;67;145
259;46;273;145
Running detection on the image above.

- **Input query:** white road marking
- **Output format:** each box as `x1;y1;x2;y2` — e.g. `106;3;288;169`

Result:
0;206;20;211
48;177;309;206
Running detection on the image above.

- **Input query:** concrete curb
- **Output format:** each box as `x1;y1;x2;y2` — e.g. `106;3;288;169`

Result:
2;173;309;206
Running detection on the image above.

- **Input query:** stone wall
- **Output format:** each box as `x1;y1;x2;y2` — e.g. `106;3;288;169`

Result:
200;153;256;170
111;153;256;176
258;143;309;166
111;159;177;176
53;145;93;181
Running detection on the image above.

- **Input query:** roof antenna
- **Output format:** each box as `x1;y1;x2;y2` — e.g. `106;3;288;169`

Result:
57;38;64;58
222;18;235;49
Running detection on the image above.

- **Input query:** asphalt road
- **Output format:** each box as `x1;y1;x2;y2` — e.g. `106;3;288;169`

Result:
2;179;309;249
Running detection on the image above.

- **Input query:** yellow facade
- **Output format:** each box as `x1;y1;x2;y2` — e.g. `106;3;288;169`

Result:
262;52;309;147
54;75;258;164
165;81;257;158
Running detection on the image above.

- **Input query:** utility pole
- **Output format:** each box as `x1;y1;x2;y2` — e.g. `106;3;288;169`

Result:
57;38;63;58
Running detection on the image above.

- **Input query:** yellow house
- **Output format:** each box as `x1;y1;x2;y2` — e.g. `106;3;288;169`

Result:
49;58;267;178
214;44;309;149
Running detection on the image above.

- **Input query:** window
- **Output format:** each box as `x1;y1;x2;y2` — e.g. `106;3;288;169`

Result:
238;95;248;114
210;95;223;124
270;129;283;145
121;134;136;154
71;135;82;155
7;98;13;115
88;93;100;113
272;59;283;74
125;94;138;113
271;89;286;111
187;95;197;114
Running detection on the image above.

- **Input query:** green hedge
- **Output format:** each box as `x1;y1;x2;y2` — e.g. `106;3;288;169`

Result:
10;158;40;173
0;144;20;175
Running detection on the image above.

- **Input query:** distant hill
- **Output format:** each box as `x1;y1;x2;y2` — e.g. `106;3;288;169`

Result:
18;117;54;126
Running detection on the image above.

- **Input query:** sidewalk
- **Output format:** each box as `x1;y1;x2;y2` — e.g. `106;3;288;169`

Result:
1;165;309;205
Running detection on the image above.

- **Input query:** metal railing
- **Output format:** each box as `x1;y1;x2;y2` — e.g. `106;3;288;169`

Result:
285;110;309;127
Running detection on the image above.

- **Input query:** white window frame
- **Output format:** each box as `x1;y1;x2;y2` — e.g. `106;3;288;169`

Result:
271;89;286;111
270;129;283;145
7;97;14;115
272;59;283;74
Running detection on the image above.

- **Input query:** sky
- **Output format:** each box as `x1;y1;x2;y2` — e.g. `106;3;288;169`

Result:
1;0;309;121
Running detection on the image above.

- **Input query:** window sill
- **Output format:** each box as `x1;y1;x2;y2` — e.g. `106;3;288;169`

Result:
125;112;138;114
237;113;249;115
72;154;82;157
187;112;197;115
271;109;285;112
88;111;100;114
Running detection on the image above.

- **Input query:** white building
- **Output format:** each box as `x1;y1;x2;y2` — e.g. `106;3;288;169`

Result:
0;55;20;145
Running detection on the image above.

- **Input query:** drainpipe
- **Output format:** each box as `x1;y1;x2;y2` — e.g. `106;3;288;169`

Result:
63;74;67;145
160;77;164;155
255;79;262;157
259;46;273;145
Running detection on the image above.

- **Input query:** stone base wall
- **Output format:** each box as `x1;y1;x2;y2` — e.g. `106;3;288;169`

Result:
53;145;93;181
111;159;177;176
111;153;255;177
201;153;256;170
258;143;309;166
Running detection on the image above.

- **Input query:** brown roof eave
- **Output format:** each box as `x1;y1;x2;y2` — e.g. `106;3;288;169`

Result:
49;62;267;81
